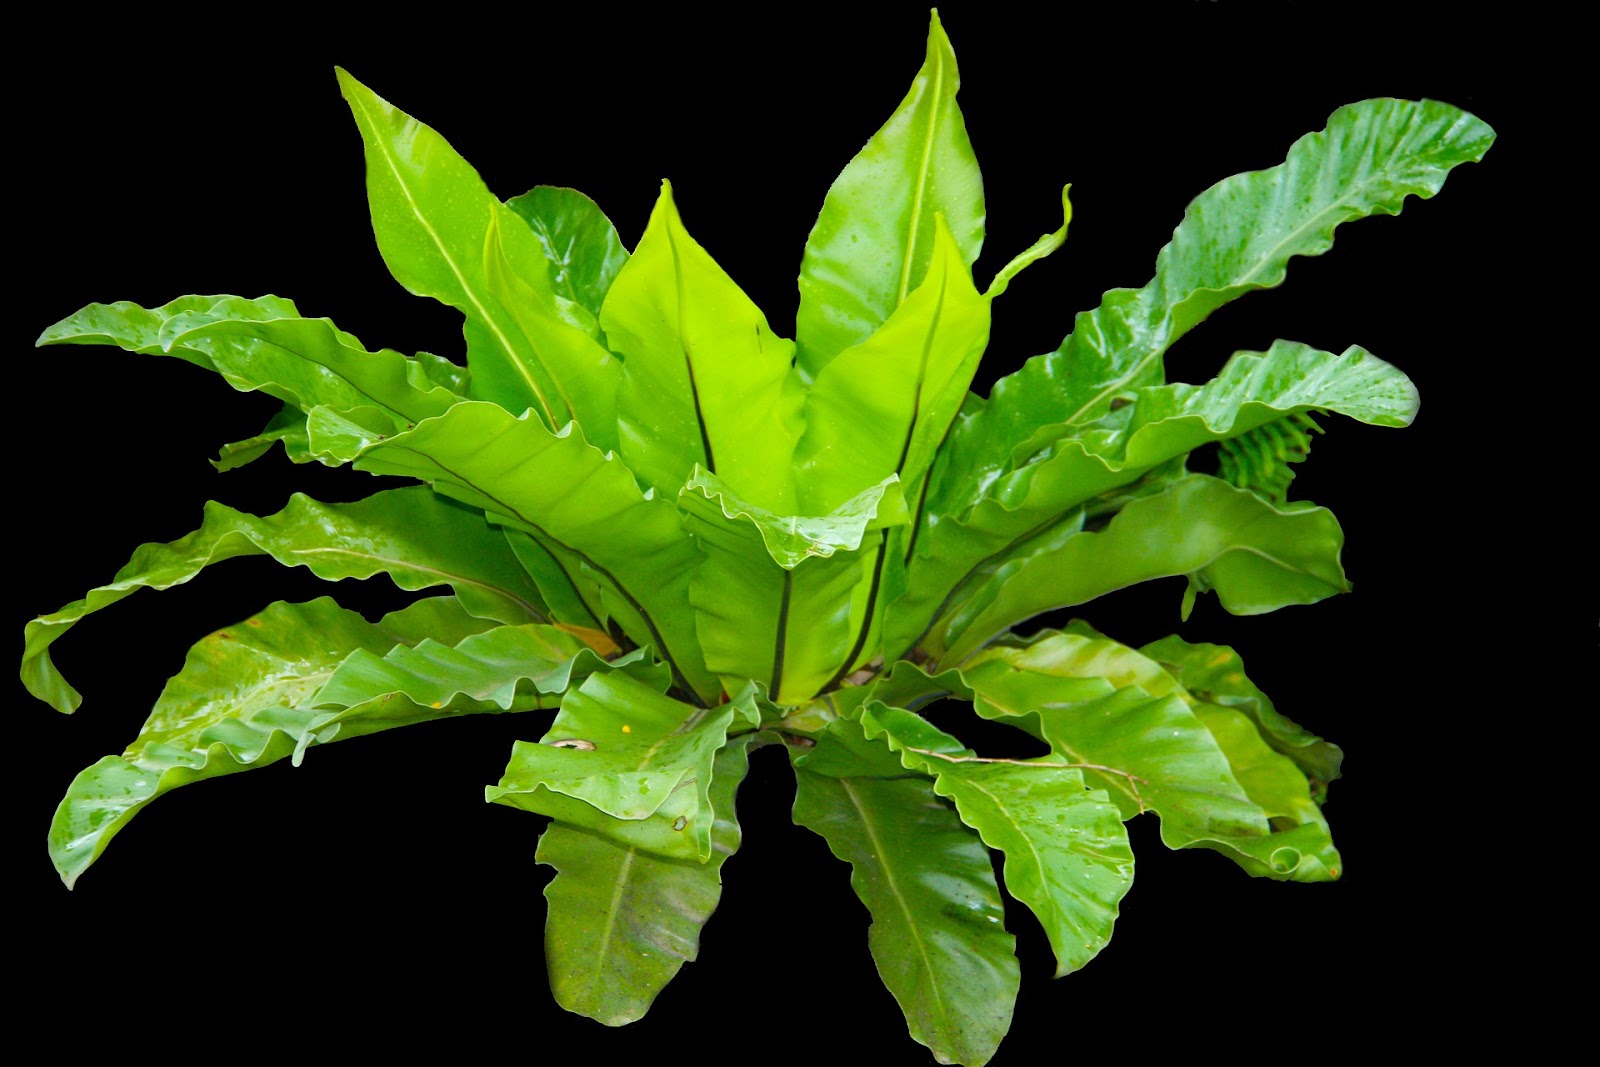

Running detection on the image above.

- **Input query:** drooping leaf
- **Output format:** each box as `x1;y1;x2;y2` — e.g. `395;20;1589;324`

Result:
486;670;740;861
347;402;717;702
932;475;1350;666
337;68;618;432
506;184;630;322
795;9;984;376
945;97;1493;502
47;595;573;888
796;216;991;515
37;293;300;372
538;735;755;1025
679;467;905;702
851;706;1134;978
791;759;1016;1066
22;487;548;714
1141;633;1343;795
961;630;1339;882
601;182;805;510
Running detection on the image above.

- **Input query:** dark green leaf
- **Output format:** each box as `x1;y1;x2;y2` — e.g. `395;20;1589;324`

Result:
506;184;630;322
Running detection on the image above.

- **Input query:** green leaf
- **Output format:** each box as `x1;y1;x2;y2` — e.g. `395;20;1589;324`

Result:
506;184;630;322
962;630;1339;882
796;9;984;377
22;488;548;714
313;622;652;713
791;763;1016;1066
899;341;1409;660
1141;633;1343;797
601;182;805;510
949;97;1493;497
853;706;1134;979
1216;412;1322;504
486;671;740;861
337;68;618;433
37;293;300;371
933;475;1351;666
348;402;717;702
680;467;905;702
983;185;1072;300
47;596;548;888
538;735;754;1025
796;216;991;515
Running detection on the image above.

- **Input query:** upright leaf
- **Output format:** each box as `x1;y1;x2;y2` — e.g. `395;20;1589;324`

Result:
337;69;619;432
22;488;547;714
943;97;1493;506
680;468;905;703
47;596;594;888
349;402;717;701
796;217;991;515
796;10;984;375
538;736;754;1025
791;763;1017;1066
486;671;739;861
506;185;630;322
601;182;805;509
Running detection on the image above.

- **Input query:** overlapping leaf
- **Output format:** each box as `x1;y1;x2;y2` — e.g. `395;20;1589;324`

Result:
505;184;630;327
347;402;717;701
795;9;984;376
791;749;1016;1066
538;735;755;1025
962;629;1339;881
938;96;1493;513
932;474;1350;665
852;707;1134;978
22;487;547;713
1142;633;1343;796
48;596;616;888
602;182;805;509
680;467;905;702
338;69;618;434
894;341;1413;659
486;671;742;861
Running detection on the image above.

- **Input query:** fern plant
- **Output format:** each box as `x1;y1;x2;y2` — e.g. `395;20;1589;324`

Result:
24;12;1492;1065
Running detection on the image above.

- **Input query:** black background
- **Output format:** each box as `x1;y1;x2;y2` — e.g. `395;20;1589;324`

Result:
12;2;1567;1060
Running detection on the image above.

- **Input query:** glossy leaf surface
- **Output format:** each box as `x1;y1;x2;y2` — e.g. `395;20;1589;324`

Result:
348;402;716;701
945;96;1493;504
934;475;1350;665
538;736;753;1024
792;758;1017;1066
23;488;547;713
603;182;804;509
795;11;983;377
486;671;739;861
48;596;566;887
